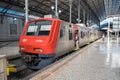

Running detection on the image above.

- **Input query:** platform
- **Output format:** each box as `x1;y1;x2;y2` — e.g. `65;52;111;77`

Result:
30;38;120;80
0;41;20;58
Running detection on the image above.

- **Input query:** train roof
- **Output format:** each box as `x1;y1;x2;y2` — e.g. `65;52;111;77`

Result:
27;18;61;23
76;23;87;27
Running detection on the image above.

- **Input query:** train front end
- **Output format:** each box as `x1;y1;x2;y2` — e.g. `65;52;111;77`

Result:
19;18;61;69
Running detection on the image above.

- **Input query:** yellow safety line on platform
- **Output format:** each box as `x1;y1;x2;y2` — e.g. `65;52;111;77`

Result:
74;48;80;50
86;42;90;44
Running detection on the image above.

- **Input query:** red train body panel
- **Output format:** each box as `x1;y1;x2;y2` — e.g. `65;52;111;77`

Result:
19;18;61;55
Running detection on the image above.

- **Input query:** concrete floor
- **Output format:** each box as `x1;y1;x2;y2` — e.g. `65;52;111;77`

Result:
0;41;19;58
31;38;120;80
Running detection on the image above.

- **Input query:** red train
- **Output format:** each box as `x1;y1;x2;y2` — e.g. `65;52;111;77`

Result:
19;18;102;69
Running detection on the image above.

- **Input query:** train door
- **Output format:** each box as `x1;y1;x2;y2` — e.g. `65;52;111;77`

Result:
55;21;74;57
55;21;66;57
80;27;87;46
73;24;80;48
68;24;75;50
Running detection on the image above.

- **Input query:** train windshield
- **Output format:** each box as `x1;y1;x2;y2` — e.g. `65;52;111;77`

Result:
26;20;52;36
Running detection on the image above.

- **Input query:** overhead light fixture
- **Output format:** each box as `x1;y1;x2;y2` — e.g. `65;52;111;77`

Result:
58;10;61;13
13;18;17;21
76;18;81;23
51;6;54;10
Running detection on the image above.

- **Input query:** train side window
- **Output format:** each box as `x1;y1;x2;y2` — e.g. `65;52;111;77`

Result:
81;31;83;38
59;26;65;38
81;31;85;38
60;29;63;38
83;32;85;38
38;25;51;36
69;25;72;40
69;29;72;40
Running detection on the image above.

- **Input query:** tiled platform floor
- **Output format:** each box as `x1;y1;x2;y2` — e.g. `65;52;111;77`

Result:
31;38;120;80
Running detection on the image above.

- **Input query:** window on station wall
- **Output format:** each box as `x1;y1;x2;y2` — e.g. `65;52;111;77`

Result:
0;15;1;24
10;24;17;35
0;15;3;24
22;19;25;27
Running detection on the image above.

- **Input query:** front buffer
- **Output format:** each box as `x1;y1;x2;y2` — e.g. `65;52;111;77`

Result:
21;52;55;70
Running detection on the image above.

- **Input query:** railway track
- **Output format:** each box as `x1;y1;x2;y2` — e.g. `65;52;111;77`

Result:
7;50;76;80
7;55;30;80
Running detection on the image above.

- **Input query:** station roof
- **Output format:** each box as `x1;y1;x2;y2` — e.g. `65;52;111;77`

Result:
0;0;120;23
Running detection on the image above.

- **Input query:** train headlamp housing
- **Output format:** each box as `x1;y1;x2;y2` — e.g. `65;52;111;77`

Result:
34;48;43;53
20;46;25;51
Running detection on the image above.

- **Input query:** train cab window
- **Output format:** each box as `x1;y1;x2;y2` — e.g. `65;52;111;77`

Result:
26;25;38;35
38;25;51;36
26;20;52;36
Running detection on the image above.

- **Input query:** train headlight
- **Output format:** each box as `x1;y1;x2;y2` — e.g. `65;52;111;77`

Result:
40;49;43;53
20;47;25;50
34;48;43;53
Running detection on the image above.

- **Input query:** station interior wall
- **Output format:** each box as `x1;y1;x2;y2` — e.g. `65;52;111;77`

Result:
0;14;24;41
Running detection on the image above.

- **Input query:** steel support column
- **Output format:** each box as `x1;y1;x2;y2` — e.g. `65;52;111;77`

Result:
78;0;80;23
83;9;86;24
55;0;58;18
25;0;28;22
69;0;72;24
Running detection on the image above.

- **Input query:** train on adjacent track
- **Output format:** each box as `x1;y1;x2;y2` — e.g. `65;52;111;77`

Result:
19;17;102;69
